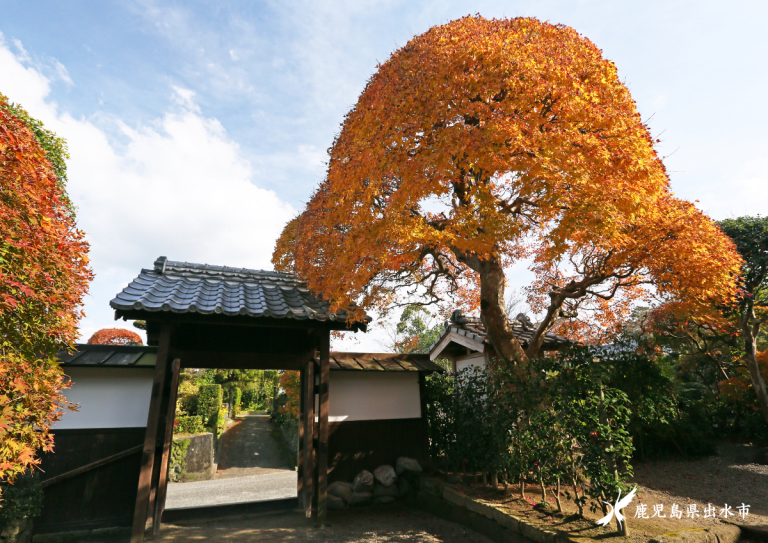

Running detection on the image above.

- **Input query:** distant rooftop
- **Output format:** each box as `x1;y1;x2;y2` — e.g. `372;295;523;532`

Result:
110;256;364;325
428;310;571;359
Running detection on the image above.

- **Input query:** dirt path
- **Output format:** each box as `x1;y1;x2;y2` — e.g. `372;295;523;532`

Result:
215;414;293;479
151;505;495;543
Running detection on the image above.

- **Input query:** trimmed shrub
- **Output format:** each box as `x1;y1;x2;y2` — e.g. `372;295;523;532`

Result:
232;387;242;417
197;384;222;425
210;407;228;440
174;415;205;435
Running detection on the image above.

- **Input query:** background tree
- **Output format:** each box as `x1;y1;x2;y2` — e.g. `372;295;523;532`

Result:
0;94;91;494
87;328;143;346
718;216;768;425
382;306;444;355
273;16;740;368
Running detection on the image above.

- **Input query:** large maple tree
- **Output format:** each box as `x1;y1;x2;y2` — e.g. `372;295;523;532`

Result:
273;16;740;366
1;95;91;489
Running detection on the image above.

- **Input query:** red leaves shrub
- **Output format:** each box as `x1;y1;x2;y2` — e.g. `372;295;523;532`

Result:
87;328;143;346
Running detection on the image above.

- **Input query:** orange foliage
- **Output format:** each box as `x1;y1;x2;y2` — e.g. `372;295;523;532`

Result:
1;98;90;485
87;328;143;346
720;351;768;407
0;98;91;356
278;371;300;420
274;16;740;362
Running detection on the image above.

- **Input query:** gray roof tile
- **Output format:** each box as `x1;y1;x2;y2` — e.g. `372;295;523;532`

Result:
110;256;364;323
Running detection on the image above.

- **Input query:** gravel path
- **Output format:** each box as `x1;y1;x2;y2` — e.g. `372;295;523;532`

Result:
215;414;293;479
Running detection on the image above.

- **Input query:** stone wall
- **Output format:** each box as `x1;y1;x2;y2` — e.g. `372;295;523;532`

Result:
170;433;216;483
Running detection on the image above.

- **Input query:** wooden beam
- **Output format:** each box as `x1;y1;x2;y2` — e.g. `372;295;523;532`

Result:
176;350;311;370
131;323;172;543
40;445;143;488
302;359;315;518
429;330;483;361
317;333;330;525
116;311;367;332
153;358;182;535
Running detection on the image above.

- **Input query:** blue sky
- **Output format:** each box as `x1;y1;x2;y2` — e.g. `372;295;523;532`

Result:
1;1;766;348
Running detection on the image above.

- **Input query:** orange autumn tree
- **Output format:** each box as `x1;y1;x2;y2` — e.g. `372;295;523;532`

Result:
278;371;300;420
87;328;143;346
1;95;91;492
273;16;740;366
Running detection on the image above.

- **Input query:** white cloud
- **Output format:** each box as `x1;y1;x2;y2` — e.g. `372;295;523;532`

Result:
54;60;74;86
0;39;296;343
229;49;239;61
11;38;29;61
170;85;200;112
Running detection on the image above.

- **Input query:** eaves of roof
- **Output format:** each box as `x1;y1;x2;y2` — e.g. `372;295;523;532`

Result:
58;345;442;373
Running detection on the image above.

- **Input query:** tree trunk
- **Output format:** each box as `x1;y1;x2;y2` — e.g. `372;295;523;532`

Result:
477;257;530;365
742;311;768;426
619;513;629;536
555;478;563;513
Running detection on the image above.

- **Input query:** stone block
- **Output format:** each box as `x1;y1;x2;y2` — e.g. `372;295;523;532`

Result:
520;521;549;543
89;527;129;537
466;498;495;520
420;477;444;497
442;487;467;508
491;507;520;532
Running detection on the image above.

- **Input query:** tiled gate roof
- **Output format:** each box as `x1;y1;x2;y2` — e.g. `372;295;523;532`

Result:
110;256;360;323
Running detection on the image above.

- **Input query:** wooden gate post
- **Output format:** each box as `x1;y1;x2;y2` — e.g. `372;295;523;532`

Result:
302;358;315;518
131;323;173;543
298;366;305;511
153;357;182;534
316;332;330;525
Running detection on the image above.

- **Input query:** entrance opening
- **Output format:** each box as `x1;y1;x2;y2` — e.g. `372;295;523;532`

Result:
165;368;298;510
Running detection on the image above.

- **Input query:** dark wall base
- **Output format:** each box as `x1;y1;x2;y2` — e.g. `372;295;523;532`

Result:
35;427;144;534
328;418;425;483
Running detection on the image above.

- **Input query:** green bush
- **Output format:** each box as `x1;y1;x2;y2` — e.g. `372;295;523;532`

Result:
197;384;222;425
169;438;191;483
209;407;228;440
0;471;42;527
424;347;636;516
176;378;200;416
174;415;205;435
232;387;242;417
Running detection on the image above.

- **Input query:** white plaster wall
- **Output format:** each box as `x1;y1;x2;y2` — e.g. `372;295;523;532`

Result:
55;367;155;429
323;372;422;422
456;353;486;372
